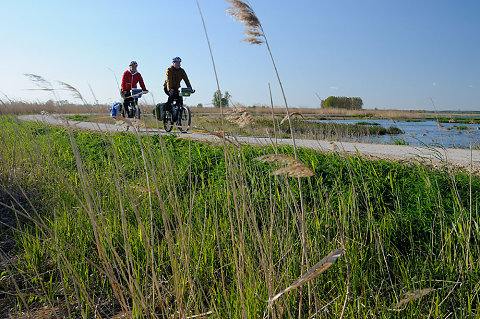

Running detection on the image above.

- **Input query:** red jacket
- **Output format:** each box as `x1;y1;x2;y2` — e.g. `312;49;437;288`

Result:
121;70;147;92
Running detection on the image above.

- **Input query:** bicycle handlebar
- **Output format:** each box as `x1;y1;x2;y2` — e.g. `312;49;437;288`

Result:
181;87;195;96
130;90;149;99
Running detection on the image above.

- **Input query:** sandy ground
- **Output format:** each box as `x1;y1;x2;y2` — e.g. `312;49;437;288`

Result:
17;114;480;171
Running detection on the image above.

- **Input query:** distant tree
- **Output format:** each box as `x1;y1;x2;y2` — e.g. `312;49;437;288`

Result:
212;90;231;108
197;103;203;108
323;96;363;110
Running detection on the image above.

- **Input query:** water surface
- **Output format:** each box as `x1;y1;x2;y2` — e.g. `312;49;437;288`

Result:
311;118;480;149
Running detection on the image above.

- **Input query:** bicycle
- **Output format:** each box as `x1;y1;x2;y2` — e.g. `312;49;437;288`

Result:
155;88;194;133
122;88;147;119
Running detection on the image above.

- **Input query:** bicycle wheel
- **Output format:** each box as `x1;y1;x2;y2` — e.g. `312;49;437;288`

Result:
177;106;191;132
135;106;140;119
163;111;173;132
127;103;135;118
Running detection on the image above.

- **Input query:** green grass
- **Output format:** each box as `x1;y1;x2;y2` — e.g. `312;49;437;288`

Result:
393;138;409;145
403;119;425;122
355;121;381;126
431;117;480;124
67;114;90;121
1;116;479;318
180;114;404;140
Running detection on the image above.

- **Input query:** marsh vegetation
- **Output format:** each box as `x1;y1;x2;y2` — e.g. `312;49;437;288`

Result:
1;116;479;317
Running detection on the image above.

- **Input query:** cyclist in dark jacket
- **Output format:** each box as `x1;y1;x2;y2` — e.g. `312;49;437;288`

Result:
163;57;192;113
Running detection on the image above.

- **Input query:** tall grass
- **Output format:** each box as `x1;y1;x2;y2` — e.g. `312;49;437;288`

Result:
1;116;479;317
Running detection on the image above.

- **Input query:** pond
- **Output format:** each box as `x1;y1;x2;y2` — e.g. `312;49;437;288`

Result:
311;118;480;149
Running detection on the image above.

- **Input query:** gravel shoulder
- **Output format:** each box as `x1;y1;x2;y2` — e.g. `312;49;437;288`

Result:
18;114;480;171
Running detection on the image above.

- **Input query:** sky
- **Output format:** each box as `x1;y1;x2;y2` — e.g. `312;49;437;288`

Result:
1;0;479;110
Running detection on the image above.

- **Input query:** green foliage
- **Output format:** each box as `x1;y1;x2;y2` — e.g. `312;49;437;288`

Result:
67;114;90;121
1;116;479;318
435;117;480;124
356;121;380;126
394;138;409;145
323;96;363;110
212;90;231;108
386;125;404;134
404;119;425;122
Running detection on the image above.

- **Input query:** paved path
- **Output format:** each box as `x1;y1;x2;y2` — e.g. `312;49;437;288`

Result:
18;114;480;170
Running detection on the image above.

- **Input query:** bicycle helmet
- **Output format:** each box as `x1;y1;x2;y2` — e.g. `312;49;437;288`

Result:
129;61;138;66
172;57;182;62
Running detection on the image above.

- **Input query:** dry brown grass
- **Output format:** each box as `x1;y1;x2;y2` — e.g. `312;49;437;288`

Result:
0;102;109;115
225;107;255;127
190;106;445;119
255;154;315;178
58;81;87;104
280;112;304;125
392;288;434;310
267;248;345;302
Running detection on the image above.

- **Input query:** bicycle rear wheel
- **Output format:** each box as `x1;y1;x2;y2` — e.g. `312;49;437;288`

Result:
163;111;173;132
177;106;191;132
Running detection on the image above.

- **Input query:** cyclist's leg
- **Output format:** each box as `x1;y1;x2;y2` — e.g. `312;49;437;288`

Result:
177;96;184;123
134;98;140;118
171;90;181;121
123;91;132;117
164;87;173;113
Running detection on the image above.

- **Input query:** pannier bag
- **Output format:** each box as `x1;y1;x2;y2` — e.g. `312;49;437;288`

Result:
110;102;121;117
154;103;165;121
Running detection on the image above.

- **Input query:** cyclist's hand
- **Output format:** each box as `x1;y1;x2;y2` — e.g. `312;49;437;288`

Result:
169;89;174;96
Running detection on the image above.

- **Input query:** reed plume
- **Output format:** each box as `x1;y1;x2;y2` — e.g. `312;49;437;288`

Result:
255;154;315;178
267;248;344;302
188;126;240;146
226;0;298;157
225;107;254;127
58;81;87;104
392;288;434;310
226;0;263;44
24;73;58;101
280;112;304;125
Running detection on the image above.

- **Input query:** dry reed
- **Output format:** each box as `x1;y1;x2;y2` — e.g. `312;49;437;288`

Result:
280;112;304;125
58;81;87;104
267;248;345;302
24;73;58;101
226;0;298;157
225;107;255;127
255;154;315;177
271;163;315;178
188;126;240;146
392;288;434;310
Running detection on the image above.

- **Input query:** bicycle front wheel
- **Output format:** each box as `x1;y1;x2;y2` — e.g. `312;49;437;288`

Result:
177;106;191;132
163;111;173;132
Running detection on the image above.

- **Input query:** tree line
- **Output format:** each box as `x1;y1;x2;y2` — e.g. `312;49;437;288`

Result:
322;96;363;110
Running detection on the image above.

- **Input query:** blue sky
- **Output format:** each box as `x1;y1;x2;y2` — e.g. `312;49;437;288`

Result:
1;0;479;110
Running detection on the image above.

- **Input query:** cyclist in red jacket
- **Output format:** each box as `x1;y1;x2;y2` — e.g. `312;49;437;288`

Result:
120;61;148;114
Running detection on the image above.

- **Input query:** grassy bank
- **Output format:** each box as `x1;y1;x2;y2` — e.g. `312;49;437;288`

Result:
1;116;479;318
